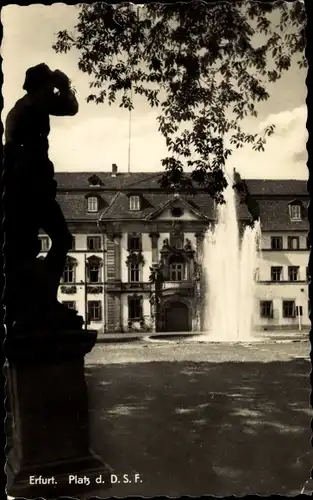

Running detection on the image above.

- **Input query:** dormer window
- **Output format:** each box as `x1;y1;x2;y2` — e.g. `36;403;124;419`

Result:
289;202;302;221
129;195;140;211
88;196;98;213
88;174;103;187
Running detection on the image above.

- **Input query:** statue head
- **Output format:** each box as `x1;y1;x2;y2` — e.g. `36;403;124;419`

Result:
233;167;242;184
23;63;55;99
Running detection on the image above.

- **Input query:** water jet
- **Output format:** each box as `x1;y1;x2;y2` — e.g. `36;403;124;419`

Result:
202;171;261;342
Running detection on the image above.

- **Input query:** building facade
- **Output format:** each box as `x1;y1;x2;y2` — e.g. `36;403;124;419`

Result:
39;167;310;334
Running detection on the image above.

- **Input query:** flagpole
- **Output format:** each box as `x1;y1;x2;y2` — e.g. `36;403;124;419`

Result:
84;253;88;331
127;98;132;174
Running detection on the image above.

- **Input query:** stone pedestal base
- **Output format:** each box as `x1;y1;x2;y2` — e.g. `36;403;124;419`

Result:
4;330;112;499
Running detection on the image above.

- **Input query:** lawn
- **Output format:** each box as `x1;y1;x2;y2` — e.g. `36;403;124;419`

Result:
85;340;312;497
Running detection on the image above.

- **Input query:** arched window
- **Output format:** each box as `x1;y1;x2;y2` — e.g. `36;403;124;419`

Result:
169;254;185;281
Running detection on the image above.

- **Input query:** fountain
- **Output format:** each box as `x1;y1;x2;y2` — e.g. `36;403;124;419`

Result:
202;171;262;342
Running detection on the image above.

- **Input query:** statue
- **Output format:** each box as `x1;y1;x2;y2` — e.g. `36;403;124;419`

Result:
232;168;260;225
4;63;83;332
184;239;193;252
161;238;170;250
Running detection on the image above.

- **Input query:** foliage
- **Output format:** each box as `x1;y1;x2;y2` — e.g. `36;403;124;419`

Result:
60;285;77;294
53;1;306;202
87;285;103;294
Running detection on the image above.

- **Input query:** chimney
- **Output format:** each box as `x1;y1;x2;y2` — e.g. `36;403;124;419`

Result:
111;163;118;177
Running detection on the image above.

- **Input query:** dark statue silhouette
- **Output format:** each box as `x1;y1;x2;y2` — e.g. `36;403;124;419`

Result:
4;63;83;331
233;168;260;226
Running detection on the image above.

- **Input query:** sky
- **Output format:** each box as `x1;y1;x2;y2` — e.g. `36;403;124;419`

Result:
1;3;308;180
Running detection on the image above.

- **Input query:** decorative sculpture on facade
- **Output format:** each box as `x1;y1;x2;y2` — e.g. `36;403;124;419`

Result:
184;239;193;252
233;168;260;226
161;238;170;251
125;250;145;266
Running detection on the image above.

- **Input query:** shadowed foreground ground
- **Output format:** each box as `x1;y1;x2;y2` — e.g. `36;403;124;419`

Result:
85;341;312;497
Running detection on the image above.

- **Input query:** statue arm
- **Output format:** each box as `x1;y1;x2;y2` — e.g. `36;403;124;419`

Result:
47;70;79;116
47;87;79;116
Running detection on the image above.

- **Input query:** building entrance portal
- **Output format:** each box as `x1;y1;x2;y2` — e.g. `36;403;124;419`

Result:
163;300;191;332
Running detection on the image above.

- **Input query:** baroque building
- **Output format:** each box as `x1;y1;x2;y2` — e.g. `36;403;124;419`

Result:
39;165;310;334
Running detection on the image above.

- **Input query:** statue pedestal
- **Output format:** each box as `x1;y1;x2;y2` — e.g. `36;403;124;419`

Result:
5;330;112;499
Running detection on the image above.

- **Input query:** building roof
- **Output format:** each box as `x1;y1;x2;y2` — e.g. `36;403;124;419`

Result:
99;192;217;220
258;200;309;231
245;179;308;197
55;172;165;191
54;172;309;231
55;171;308;197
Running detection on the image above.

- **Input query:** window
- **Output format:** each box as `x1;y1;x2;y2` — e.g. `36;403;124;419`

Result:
283;300;296;318
39;236;49;251
128;296;142;320
171;207;184;218
288;266;299;281
129;196;140;211
87;196;98;212
128;234;142;251
88;301;102;321
287;236;299;250
170;263;184;281
63;263;75;283
89;264;100;283
87;256;102;282
88;174;102;187
289;204;302;221
271;266;282;282
62;301;76;310
260;300;273;318
271;237;283;250
87;236;101;251
169;255;185;281
129;263;140;282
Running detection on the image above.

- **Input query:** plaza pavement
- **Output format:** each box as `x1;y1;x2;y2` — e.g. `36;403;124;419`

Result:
83;338;312;497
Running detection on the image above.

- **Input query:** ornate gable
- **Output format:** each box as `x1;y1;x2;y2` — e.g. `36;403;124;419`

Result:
146;194;208;221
